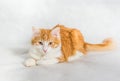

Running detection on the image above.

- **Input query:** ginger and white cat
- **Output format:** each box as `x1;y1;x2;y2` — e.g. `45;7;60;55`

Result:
24;24;114;67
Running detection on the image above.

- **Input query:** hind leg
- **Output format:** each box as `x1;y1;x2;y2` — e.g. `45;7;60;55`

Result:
68;51;83;61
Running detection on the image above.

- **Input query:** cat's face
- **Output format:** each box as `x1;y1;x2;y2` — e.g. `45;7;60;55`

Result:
31;27;61;54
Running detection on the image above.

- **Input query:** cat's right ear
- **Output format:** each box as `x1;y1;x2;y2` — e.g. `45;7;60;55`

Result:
51;27;60;38
32;27;40;36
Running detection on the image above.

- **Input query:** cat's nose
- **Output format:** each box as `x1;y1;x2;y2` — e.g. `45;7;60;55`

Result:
43;49;47;53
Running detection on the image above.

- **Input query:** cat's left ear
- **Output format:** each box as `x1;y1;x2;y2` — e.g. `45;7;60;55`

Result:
32;27;40;36
51;27;60;38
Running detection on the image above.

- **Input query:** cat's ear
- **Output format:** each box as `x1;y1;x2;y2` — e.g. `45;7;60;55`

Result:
51;27;60;38
32;27;40;36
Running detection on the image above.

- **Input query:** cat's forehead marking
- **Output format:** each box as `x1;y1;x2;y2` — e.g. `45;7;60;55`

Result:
43;34;48;40
40;29;51;41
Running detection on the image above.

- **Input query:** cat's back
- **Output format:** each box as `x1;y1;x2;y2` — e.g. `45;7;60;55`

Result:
54;24;84;41
53;25;85;60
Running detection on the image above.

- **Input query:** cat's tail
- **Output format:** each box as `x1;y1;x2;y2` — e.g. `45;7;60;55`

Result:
85;38;116;51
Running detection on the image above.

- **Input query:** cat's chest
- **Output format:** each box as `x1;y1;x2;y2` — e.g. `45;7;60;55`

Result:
39;51;62;60
42;52;61;59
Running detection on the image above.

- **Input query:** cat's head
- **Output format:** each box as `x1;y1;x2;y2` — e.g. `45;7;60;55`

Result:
31;27;61;54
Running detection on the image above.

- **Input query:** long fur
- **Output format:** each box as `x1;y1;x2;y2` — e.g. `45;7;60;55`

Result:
24;24;115;66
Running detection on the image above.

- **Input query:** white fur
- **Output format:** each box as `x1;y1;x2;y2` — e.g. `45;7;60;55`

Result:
24;58;36;67
24;27;62;66
68;51;83;61
24;47;84;66
24;43;62;66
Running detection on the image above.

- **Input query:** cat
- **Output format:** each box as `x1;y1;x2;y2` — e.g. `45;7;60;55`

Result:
24;24;114;67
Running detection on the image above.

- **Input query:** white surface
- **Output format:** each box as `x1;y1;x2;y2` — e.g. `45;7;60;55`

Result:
0;0;120;81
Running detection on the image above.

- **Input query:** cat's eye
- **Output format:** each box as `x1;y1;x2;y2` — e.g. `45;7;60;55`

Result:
49;42;53;45
39;42;43;45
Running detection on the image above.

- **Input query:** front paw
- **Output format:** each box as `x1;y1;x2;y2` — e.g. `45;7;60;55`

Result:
24;58;36;67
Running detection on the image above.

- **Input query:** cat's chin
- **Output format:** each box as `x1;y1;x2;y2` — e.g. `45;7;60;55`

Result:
42;52;48;55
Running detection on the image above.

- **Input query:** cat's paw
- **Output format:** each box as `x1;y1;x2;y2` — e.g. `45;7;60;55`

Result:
24;58;36;67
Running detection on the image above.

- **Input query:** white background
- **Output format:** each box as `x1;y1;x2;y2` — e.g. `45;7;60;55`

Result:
0;0;120;81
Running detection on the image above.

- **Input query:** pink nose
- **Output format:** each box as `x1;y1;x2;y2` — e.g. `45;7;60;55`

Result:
43;49;47;53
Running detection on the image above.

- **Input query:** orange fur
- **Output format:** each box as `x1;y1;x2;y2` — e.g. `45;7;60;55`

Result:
53;25;86;61
31;24;114;63
85;38;115;51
